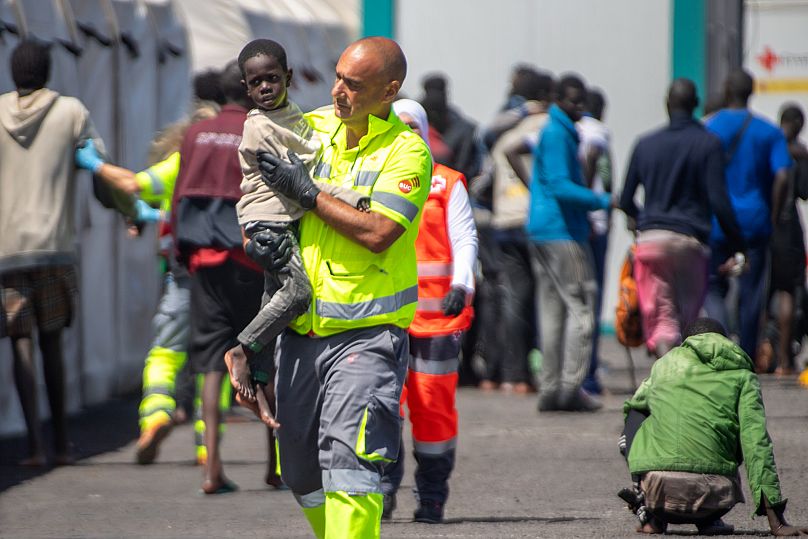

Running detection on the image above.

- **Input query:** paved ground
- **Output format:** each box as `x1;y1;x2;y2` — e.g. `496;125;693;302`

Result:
1;337;807;538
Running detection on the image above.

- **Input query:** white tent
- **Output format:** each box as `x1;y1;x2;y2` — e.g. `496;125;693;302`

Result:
0;0;358;436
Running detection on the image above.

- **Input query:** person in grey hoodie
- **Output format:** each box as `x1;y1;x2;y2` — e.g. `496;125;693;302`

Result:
0;40;139;466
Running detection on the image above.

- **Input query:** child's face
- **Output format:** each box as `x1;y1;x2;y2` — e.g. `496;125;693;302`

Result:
242;54;291;111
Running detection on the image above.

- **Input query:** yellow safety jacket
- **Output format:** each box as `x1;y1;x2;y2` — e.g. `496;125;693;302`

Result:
135;151;181;263
136;151;180;212
291;107;432;336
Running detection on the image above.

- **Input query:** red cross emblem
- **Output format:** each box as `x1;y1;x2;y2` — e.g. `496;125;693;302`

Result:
757;46;779;73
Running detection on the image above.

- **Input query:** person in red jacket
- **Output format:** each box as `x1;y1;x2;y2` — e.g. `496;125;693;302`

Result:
381;99;478;523
172;61;267;495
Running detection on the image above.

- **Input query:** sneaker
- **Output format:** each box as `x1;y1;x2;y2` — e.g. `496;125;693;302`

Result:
413;500;444;524
558;388;602;412
537;392;558;412
381;493;396;520
135;418;173;465
574;389;603;412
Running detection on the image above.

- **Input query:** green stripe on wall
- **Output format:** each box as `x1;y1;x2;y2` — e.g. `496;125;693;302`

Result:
672;0;706;112
362;0;395;38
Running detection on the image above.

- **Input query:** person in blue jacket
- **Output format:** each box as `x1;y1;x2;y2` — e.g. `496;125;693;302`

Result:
526;74;611;412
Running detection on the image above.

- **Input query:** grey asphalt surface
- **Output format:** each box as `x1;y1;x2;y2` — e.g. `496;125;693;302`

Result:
1;337;807;538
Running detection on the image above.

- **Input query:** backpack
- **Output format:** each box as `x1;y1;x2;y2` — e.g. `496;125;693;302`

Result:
615;246;643;348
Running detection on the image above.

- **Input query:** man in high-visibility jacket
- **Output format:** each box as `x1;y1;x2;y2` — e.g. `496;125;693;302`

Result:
256;37;431;539
133;150;188;464
379;99;478;523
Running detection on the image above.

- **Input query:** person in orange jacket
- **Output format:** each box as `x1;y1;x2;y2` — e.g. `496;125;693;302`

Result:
381;99;478;523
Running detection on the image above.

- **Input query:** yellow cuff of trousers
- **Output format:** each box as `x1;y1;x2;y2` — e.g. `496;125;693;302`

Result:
139;393;175;417
275;438;282;477
325;491;382;539
139;410;172;432
301;504;325;539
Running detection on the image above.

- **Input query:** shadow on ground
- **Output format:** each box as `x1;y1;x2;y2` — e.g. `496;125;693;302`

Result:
0;393;140;493
444;516;599;524
662;531;769;537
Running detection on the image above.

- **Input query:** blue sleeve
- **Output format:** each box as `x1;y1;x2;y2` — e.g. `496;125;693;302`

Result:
540;129;610;210
770;130;792;175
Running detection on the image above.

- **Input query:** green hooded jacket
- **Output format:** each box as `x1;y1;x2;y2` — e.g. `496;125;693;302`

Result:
624;332;784;515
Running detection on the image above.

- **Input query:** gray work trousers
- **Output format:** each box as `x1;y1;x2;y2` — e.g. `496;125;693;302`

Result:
275;325;409;505
528;241;596;400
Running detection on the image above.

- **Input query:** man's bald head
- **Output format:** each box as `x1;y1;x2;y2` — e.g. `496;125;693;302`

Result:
343;37;407;84
332;37;408;136
666;78;699;116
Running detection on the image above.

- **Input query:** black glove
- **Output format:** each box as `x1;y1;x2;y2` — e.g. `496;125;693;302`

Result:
258;150;321;210
245;229;292;271
442;286;467;317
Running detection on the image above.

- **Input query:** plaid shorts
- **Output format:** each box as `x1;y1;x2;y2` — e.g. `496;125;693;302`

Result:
1;265;78;338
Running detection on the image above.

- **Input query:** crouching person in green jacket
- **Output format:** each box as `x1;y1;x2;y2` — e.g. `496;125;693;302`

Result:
619;317;807;535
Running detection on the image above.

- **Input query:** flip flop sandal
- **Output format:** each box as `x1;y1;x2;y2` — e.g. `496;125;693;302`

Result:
198;480;239;496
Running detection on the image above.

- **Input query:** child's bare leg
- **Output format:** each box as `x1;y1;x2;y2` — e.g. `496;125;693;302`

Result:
200;371;236;494
255;384;280;428
233;383;279;429
224;344;254;401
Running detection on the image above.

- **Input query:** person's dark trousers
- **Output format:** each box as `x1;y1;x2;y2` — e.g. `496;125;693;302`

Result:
174;362;195;419
584;232;608;394
495;229;537;385
381;437;406;497
704;238;770;357
381;436;456;506
622;409;647;462
414;449;455;504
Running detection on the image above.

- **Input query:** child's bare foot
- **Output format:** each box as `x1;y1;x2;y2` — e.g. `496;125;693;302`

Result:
224;345;254;401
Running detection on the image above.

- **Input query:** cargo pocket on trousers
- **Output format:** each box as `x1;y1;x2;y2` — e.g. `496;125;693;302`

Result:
356;392;401;463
